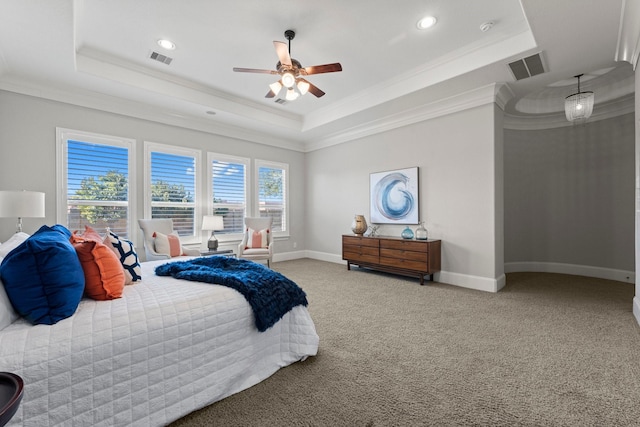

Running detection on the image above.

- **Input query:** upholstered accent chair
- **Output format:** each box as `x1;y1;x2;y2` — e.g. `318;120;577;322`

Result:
237;217;273;268
137;218;199;261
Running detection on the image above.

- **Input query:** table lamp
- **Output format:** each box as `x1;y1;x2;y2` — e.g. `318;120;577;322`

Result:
0;190;45;233
202;215;224;250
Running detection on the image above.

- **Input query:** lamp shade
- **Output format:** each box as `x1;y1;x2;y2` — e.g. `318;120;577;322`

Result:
201;215;224;231
0;191;45;218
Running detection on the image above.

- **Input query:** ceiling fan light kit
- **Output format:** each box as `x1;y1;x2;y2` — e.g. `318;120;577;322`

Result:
233;30;342;102
565;74;594;122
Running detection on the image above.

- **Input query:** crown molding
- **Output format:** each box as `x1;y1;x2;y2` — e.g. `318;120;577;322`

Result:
302;28;536;132
0;78;306;152
304;83;507;152
503;93;635;130
615;0;640;69
75;49;303;132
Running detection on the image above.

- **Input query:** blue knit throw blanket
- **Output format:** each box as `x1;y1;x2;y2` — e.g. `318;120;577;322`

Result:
155;257;308;332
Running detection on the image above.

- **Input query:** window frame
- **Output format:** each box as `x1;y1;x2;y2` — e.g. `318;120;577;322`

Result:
254;159;289;238
56;127;136;239
144;141;202;245
207;152;251;242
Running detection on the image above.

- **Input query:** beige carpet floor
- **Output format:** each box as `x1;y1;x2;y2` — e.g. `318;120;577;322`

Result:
170;259;640;426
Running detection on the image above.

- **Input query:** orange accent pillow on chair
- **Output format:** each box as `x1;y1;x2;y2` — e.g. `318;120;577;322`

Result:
153;231;183;257
71;226;125;300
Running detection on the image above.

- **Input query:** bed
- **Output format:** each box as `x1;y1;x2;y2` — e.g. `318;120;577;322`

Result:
0;230;319;426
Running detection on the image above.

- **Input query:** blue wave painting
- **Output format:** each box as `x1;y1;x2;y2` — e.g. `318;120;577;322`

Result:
370;167;418;224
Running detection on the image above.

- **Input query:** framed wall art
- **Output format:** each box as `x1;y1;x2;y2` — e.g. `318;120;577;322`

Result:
370;167;419;225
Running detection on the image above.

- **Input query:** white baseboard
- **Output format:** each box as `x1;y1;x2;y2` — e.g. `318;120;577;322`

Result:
634;297;640;327
273;250;308;262
300;251;504;292
504;262;635;283
437;271;506;293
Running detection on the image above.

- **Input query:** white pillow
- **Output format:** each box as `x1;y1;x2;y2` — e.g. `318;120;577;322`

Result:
0;232;30;260
153;231;183;257
0;232;30;330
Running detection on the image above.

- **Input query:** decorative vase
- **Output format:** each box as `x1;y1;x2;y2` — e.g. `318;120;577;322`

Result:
401;226;414;239
415;221;428;240
351;215;368;236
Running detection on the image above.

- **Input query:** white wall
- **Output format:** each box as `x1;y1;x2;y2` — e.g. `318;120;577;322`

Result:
0;90;306;255
504;113;636;282
305;102;505;292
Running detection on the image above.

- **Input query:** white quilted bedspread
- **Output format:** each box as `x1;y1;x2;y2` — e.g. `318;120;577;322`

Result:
0;259;319;426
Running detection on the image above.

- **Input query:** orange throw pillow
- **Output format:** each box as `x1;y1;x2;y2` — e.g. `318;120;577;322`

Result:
71;226;125;300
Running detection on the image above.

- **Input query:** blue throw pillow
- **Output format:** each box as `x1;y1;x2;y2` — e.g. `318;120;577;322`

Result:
0;224;85;325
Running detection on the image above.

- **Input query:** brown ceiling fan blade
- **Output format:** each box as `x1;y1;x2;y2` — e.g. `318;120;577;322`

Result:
303;63;342;75
298;78;325;97
265;90;276;98
233;67;278;74
273;41;292;67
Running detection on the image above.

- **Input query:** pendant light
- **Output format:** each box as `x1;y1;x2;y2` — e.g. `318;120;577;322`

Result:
565;74;594;122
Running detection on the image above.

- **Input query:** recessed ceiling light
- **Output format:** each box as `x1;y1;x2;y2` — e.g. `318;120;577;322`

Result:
479;21;495;32
157;39;176;50
417;16;437;30
205;110;216;115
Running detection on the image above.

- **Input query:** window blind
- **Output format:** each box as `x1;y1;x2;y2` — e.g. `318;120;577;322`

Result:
212;159;246;234
150;151;196;236
66;140;129;237
258;165;285;232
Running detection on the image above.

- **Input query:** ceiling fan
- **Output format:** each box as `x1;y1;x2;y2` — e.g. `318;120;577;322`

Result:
233;30;342;101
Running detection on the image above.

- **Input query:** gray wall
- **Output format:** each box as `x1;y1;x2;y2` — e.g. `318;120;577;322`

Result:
305;103;505;291
0;90;306;254
504;113;635;274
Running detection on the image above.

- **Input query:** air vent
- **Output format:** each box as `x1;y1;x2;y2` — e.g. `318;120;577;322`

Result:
508;52;546;80
149;51;173;65
274;98;288;105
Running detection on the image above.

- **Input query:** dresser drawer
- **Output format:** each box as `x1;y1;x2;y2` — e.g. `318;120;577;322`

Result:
379;256;428;272
344;244;379;263
380;239;428;252
380;248;428;262
343;235;379;248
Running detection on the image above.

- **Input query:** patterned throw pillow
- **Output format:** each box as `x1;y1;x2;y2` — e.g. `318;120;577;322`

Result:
245;228;269;249
103;229;142;284
153;231;182;257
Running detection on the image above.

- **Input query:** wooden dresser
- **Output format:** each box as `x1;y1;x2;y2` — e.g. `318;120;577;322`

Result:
342;235;441;285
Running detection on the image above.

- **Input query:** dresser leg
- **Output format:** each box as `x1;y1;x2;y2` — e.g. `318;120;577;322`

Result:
347;261;351;271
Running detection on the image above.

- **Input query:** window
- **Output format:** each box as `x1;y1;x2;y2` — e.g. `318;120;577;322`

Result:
255;160;288;235
208;153;249;236
56;128;135;238
145;142;200;242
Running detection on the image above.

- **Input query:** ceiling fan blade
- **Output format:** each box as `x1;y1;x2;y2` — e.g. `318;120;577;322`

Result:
273;41;292;67
298;78;325;98
232;67;278;74
303;63;342;75
265;90;276;98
